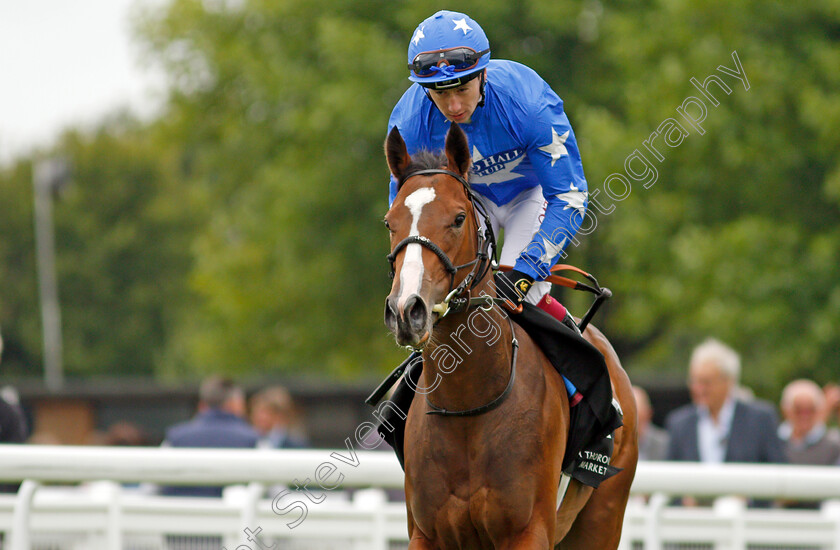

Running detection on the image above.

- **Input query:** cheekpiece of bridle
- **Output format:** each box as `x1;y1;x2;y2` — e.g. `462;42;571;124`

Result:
387;168;498;319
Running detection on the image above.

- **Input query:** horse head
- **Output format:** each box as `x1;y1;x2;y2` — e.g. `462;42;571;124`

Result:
383;123;486;349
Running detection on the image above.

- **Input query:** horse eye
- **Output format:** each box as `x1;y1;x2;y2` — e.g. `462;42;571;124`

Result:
383;219;392;231
452;213;466;228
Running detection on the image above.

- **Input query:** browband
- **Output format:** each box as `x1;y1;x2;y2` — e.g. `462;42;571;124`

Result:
400;168;469;190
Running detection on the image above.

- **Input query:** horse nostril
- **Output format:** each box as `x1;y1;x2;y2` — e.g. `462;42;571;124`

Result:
405;295;428;332
384;298;398;330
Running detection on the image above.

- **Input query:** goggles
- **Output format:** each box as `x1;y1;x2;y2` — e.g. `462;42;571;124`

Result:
409;47;490;77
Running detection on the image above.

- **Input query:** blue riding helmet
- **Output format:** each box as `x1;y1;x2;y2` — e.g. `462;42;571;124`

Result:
407;10;491;89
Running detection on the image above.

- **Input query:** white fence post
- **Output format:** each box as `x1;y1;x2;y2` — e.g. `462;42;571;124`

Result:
101;481;123;550
823;499;840;550
10;480;39;550
714;496;746;550
352;488;389;550
242;482;264;542
645;492;668;550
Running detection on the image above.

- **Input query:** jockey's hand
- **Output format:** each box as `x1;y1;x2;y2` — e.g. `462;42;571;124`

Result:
494;269;534;311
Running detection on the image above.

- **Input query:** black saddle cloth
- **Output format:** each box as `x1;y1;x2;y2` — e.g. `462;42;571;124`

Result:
375;302;623;481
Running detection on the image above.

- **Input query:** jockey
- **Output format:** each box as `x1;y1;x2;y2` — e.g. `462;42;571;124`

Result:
388;10;588;332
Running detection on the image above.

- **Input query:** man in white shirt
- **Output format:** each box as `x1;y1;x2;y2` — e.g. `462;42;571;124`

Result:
778;379;840;466
665;338;786;465
665;339;786;507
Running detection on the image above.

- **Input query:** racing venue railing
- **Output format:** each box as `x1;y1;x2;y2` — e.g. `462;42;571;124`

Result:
1;445;840;549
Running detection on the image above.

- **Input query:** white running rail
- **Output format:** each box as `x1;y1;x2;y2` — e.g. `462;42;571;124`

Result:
1;445;839;549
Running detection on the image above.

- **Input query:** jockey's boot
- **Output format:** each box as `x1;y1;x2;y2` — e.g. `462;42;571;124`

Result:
536;294;582;336
535;293;584;406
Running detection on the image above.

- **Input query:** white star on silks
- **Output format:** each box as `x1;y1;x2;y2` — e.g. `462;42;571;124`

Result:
412;26;425;46
452;18;472;34
539;128;570;166
540;235;567;265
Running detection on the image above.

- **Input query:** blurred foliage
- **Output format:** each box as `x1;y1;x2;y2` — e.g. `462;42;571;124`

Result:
0;115;201;377
0;0;838;397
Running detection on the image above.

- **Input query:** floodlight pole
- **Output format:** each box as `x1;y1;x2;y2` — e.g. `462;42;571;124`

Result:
33;158;68;392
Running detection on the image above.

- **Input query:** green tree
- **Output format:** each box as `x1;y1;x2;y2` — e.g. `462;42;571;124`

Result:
547;0;840;394
138;0;413;377
3;0;837;394
135;0;840;392
0;160;41;374
0;116;200;378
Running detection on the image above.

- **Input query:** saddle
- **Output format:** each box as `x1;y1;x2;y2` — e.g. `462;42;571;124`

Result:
370;302;623;488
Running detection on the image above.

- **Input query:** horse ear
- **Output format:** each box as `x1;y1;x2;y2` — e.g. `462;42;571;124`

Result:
445;123;471;178
385;126;411;182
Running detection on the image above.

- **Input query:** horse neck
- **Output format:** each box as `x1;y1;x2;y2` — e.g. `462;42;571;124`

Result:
420;275;514;409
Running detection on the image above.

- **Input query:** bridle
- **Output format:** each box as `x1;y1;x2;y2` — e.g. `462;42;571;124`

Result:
377;166;611;417
386;168;498;318
385;167;517;418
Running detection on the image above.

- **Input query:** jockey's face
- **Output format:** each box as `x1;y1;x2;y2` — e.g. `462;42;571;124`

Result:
427;75;482;124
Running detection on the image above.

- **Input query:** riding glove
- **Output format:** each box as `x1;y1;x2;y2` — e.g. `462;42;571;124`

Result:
494;269;534;310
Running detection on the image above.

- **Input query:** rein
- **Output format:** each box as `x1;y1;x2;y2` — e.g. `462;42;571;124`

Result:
375;170;613;417
380;167;516;417
425;314;519;417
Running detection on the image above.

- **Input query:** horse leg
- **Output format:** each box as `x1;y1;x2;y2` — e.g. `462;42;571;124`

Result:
553;464;634;550
558;427;636;550
407;534;437;550
497;491;559;549
407;521;437;549
498;524;552;549
556;324;638;550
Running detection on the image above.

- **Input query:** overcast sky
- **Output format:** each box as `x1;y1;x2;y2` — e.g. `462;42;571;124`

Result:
0;0;165;165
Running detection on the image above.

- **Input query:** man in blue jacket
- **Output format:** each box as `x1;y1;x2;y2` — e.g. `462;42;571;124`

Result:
665;338;786;507
665;338;786;465
161;376;258;497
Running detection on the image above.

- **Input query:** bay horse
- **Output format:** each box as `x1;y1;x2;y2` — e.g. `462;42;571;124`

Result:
383;123;638;549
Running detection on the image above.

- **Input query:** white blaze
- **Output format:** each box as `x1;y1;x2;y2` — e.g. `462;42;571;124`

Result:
397;186;436;311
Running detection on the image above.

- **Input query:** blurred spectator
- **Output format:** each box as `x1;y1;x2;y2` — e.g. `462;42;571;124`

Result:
778;379;840;465
27;432;61;445
104;421;151;446
0;332;27;444
823;383;840;426
665;338;786;465
0;331;28;493
0;386;27;445
632;385;669;461
666;341;786;495
87;421;151;446
160;376;259;497
250;385;309;449
665;339;786;507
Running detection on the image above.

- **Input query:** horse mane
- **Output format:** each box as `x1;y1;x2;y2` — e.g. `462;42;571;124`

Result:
398;150;448;187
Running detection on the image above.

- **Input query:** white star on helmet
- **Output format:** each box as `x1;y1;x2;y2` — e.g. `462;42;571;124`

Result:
412;26;425;46
452;18;472;34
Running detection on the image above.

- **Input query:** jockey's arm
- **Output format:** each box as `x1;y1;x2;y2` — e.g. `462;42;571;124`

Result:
512;95;589;281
